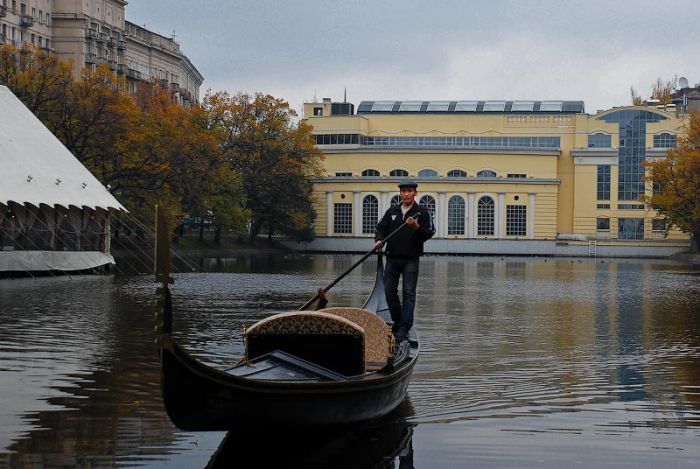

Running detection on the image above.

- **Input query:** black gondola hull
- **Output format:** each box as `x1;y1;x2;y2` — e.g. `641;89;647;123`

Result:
159;254;419;431
161;339;417;431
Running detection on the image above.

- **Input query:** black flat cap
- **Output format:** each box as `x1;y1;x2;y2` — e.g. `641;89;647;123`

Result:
398;179;418;189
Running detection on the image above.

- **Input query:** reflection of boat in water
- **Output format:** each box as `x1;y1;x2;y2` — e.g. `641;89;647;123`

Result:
155;208;420;431
206;401;415;469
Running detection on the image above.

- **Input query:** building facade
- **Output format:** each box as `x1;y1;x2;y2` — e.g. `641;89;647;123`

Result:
0;0;202;105
300;98;689;256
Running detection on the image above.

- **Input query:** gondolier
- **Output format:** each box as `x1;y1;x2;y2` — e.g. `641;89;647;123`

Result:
374;179;435;342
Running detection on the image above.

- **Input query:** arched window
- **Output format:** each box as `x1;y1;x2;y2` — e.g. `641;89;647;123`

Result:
390;195;401;206
653;133;677;148
390;169;409;177
418;169;438;177
477;170;497;178
362;169;380;177
419;195;436;227
447;195;465;235
362;195;379;234
447;169;467;177
477;196;495;235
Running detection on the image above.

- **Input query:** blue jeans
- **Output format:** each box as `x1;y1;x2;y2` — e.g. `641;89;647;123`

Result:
384;256;420;331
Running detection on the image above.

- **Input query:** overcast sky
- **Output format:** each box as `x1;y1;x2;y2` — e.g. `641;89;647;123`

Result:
126;0;700;115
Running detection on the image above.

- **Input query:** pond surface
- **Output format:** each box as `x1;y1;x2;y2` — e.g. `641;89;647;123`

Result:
0;255;699;468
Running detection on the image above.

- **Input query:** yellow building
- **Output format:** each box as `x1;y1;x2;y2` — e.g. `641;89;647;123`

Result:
300;98;689;257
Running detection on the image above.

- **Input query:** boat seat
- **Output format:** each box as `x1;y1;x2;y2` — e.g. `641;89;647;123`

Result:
245;311;365;376
318;307;394;371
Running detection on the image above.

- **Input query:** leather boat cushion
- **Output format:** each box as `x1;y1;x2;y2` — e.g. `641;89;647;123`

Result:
245;311;365;376
318;307;394;369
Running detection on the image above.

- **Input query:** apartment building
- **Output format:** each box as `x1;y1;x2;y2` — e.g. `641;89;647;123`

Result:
299;98;689;257
0;0;202;105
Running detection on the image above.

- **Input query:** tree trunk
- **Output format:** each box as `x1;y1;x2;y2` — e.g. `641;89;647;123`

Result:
214;225;222;244
199;218;204;241
247;219;261;244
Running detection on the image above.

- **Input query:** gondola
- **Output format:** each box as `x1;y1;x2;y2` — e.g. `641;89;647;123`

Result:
155;208;419;431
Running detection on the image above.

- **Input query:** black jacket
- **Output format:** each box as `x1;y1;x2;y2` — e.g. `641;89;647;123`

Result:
375;203;435;258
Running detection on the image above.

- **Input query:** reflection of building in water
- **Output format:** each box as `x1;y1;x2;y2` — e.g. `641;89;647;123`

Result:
299;98;689;256
0;85;125;272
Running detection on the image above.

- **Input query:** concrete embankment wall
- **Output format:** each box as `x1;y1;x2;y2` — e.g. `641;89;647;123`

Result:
282;237;689;259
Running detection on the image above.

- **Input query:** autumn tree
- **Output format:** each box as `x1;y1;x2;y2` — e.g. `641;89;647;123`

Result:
0;44;73;122
644;113;700;252
207;92;323;243
134;83;248;241
631;76;678;106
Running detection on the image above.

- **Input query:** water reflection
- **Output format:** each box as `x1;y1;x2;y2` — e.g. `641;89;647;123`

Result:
0;256;699;467
207;402;415;468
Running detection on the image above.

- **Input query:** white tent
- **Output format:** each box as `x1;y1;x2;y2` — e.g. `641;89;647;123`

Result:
0;85;126;272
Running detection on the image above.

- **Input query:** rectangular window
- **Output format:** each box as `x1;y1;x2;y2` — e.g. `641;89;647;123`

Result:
618;218;644;240
334;172;352;177
596;217;610;238
588;134;612;148
597;165;610;201
333;203;352;234
652;219;666;238
507;173;526;178
506;205;527;236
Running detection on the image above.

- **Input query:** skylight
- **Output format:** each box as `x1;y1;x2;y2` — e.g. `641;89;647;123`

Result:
371;101;395;112
511;101;535;112
454;101;478;112
483;101;507;112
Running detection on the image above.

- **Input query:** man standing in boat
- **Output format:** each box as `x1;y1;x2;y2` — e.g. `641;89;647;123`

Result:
374;179;435;342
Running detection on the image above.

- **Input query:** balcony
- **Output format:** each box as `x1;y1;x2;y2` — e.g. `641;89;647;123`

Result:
126;68;142;80
86;29;98;40
170;82;180;92
0;5;6;17
117;63;128;75
108;60;118;71
85;53;97;64
20;14;34;28
97;33;107;43
159;78;168;89
116;40;126;51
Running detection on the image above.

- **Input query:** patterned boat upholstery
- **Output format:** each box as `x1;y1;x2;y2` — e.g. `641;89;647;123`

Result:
245;311;366;376
318;307;394;370
245;311;362;336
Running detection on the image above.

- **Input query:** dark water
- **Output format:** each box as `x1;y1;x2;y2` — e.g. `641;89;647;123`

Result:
1;255;699;468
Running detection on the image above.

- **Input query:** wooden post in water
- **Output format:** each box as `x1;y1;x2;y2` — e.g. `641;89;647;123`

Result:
155;205;173;335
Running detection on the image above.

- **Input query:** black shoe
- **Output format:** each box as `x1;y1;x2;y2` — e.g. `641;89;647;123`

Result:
394;327;409;342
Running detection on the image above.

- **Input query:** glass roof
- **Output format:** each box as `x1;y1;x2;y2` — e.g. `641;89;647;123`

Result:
426;101;451;111
371;101;395;112
356;101;584;114
483;101;507;112
454;101;478;112
539;101;563;112
398;101;423;112
511;101;535;112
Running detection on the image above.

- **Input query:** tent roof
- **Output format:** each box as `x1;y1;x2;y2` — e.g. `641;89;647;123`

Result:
0;85;125;211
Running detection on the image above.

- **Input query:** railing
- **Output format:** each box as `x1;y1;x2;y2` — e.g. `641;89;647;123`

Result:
126;68;142;80
85;53;97;64
86;29;98;40
97;33;108;43
117;40;127;50
108;60;118;71
117;63;128;75
170;82;180;91
20;14;34;27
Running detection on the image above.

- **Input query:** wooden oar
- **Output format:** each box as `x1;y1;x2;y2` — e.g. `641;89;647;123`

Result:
298;214;418;310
